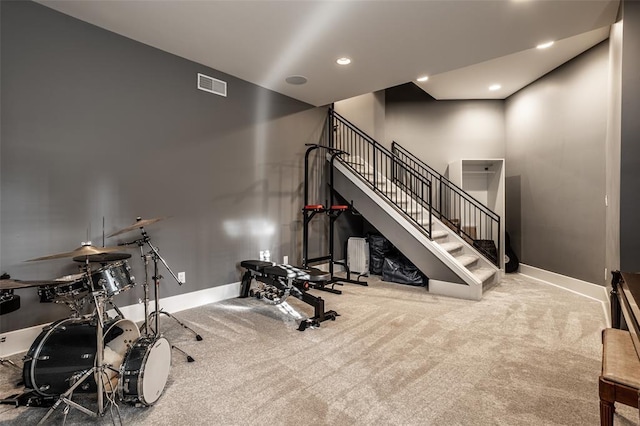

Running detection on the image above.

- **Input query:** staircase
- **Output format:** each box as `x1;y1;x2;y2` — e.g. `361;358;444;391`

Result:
392;141;503;269
327;109;500;300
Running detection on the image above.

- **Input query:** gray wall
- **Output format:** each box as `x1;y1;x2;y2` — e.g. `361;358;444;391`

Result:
0;1;326;332
505;42;609;284
377;44;612;285
384;85;506;176
606;22;623;280
620;0;640;271
334;91;386;143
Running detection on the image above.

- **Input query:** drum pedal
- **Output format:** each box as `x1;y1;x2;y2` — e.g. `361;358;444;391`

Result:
0;389;54;407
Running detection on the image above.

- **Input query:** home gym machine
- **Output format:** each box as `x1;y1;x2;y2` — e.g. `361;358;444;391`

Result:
239;260;338;331
302;144;366;294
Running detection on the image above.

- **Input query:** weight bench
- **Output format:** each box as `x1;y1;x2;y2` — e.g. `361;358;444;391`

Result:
599;328;640;425
239;260;339;331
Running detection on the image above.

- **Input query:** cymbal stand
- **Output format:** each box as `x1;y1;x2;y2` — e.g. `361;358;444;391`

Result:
122;227;201;361
136;239;151;331
0;358;20;371
0;291;21;372
39;260;113;423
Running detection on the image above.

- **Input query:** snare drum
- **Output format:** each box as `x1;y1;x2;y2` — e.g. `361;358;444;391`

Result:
90;260;135;297
119;336;171;406
38;273;89;302
23;317;140;397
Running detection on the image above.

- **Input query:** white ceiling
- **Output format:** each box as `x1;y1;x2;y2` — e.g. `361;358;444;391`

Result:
37;0;620;106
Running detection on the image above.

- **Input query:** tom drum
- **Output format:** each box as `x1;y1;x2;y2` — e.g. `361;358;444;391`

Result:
90;260;135;297
119;336;171;406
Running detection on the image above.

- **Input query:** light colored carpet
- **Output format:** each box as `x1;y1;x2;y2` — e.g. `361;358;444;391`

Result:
0;273;637;425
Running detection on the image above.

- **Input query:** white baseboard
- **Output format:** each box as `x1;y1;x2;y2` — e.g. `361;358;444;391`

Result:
0;282;241;357
518;264;610;326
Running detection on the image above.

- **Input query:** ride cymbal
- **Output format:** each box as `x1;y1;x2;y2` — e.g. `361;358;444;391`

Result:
106;217;167;238
0;279;61;290
73;252;132;263
26;244;125;262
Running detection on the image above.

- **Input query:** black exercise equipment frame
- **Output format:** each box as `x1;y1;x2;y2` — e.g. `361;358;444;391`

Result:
302;144;366;294
239;261;338;331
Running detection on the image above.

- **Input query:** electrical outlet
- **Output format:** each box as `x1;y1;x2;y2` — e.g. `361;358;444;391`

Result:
178;271;186;283
0;336;6;343
283;255;289;265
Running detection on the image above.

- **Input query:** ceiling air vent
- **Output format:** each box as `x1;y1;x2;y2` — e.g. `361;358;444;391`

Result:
197;73;227;97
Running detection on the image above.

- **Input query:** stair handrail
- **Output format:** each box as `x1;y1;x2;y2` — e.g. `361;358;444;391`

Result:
391;141;500;266
392;142;499;220
328;109;433;239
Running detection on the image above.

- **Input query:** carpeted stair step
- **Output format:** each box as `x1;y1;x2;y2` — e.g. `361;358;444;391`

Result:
439;241;463;254
379;183;399;194
473;267;496;283
454;254;479;267
405;206;425;216
348;162;372;175
417;216;435;227
394;198;422;210
432;230;448;240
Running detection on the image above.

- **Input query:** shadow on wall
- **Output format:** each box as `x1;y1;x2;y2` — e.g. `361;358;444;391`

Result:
505;175;522;262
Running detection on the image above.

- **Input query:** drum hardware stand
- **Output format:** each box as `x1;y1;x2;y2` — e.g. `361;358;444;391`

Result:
0;288;24;383
107;299;125;320
0;358;20;371
119;227;201;362
38;259;114;424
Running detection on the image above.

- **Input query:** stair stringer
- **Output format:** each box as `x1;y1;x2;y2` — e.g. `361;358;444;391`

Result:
333;160;487;300
339;155;501;290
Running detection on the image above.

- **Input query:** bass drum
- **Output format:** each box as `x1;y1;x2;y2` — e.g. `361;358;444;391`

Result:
119;336;171;406
23;317;139;397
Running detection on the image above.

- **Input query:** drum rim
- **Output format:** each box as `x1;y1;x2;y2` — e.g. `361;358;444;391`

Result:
27;317;139;397
92;260;135;296
118;335;171;406
99;318;140;394
138;336;171;405
27;317;84;396
93;259;130;273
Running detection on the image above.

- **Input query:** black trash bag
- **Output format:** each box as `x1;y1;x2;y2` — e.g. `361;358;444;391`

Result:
382;255;426;286
368;234;393;275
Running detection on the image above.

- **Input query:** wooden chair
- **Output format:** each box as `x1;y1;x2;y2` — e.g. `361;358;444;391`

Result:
599;328;640;425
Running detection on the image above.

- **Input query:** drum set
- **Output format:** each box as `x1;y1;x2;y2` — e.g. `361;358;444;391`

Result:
0;217;197;423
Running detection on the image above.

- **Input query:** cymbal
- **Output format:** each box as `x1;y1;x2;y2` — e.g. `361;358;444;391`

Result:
107;217;166;238
26;244;125;262
73;252;131;263
1;279;62;290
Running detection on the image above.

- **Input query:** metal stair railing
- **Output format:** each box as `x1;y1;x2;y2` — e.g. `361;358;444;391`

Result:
391;141;500;266
327;109;433;238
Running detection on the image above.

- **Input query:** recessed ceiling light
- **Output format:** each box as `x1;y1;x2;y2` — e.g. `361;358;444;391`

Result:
489;84;501;91
536;41;554;49
416;76;429;82
336;57;351;65
285;75;308;85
